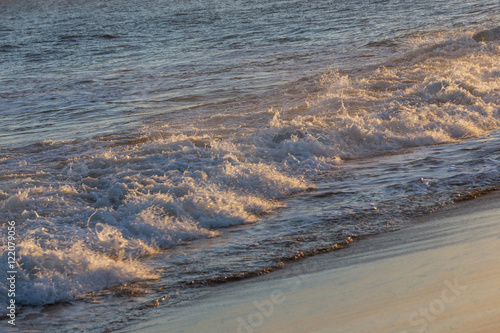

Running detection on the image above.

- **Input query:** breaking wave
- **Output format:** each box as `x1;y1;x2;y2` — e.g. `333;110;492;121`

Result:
1;28;500;306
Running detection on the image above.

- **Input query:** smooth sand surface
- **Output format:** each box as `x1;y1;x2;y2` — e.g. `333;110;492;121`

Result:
120;191;500;333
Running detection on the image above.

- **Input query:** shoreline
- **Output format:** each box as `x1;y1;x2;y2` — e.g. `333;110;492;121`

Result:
119;190;500;333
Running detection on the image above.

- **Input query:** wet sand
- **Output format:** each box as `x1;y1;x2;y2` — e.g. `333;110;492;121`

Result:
119;190;500;333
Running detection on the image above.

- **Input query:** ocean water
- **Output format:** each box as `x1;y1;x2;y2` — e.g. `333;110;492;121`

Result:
1;0;500;331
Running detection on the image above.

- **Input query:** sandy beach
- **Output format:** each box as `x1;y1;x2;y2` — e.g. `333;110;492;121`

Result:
119;190;500;333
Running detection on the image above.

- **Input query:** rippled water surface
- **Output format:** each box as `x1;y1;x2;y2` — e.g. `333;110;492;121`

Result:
1;0;500;332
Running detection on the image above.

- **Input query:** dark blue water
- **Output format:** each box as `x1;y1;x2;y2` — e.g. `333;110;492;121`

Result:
1;0;500;332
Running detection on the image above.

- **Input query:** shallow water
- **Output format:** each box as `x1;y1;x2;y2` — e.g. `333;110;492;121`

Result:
1;0;500;332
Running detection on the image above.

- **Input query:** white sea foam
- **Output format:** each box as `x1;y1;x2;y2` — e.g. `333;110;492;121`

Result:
0;238;157;306
1;30;499;306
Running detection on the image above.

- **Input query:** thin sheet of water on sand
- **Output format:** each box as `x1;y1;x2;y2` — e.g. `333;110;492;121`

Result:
118;191;500;333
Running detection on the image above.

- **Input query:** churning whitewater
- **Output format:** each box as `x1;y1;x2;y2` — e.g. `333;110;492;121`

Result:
2;29;500;307
1;0;500;331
